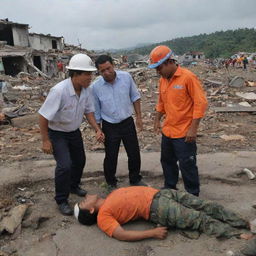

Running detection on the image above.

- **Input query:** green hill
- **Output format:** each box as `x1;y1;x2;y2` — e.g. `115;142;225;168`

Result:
118;28;256;58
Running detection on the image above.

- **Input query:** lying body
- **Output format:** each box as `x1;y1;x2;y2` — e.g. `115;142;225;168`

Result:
74;186;253;241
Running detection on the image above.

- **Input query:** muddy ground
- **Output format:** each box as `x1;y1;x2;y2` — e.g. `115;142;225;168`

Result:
0;64;256;255
0;170;255;256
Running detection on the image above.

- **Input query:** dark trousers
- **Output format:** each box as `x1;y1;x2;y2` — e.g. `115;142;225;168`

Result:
48;129;85;204
161;134;199;196
102;117;141;185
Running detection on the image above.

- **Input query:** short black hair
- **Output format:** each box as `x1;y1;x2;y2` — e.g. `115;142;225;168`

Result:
95;55;113;69
75;205;98;226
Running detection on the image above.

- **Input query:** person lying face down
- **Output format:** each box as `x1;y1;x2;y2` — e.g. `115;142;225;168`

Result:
74;186;252;241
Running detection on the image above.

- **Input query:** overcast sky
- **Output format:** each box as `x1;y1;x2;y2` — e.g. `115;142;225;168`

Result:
1;0;256;50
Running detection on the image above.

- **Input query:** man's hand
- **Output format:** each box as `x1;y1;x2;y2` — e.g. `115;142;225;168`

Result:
154;119;161;134
42;139;53;154
154;112;164;134
185;118;201;143
185;126;197;143
96;130;105;143
240;233;254;240
152;227;168;239
136;117;143;132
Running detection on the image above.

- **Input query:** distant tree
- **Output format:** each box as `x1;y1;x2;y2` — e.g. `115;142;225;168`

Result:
115;28;256;58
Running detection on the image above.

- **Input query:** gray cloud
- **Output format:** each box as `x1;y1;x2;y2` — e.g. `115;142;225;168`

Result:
0;0;255;50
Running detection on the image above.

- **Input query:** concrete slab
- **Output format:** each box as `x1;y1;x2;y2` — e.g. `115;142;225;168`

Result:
1;151;256;186
20;239;57;256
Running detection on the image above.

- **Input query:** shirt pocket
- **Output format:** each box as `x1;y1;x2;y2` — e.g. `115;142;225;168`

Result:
59;105;75;122
168;86;186;107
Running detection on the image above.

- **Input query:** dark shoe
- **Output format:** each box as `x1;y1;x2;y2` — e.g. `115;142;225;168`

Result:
161;186;178;190
130;180;148;186
58;202;73;216
106;184;117;194
70;187;87;197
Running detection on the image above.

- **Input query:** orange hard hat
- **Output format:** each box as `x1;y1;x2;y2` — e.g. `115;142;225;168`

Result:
148;45;174;68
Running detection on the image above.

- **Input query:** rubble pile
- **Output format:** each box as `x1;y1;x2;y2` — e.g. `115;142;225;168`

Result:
0;61;256;163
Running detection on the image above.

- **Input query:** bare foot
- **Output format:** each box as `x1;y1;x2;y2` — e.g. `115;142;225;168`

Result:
240;233;254;240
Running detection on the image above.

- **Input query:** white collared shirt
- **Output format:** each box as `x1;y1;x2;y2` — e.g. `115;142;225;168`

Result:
38;78;94;132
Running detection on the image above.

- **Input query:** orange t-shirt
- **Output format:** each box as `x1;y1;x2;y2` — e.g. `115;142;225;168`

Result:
97;186;159;237
156;66;208;138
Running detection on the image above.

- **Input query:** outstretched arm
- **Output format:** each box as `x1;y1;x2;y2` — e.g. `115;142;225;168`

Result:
112;225;168;241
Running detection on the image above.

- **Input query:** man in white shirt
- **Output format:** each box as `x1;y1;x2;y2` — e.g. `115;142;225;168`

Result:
38;54;104;215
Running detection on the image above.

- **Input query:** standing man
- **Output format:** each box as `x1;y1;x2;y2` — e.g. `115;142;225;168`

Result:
92;55;146;188
148;45;208;196
39;53;104;215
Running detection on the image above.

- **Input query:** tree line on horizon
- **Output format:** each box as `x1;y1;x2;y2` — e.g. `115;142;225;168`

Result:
118;28;256;58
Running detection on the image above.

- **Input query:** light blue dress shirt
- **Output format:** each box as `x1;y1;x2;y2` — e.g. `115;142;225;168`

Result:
92;70;141;124
38;78;95;132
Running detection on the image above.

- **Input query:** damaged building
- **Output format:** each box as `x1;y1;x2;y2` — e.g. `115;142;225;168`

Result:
184;51;205;60
29;33;65;76
0;19;30;76
0;19;29;47
0;19;64;77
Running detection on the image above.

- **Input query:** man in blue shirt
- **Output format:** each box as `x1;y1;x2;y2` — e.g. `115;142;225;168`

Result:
39;54;104;216
92;55;146;188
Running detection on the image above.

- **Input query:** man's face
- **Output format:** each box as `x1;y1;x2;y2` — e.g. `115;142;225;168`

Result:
156;60;176;79
75;71;93;88
79;194;99;210
97;61;116;83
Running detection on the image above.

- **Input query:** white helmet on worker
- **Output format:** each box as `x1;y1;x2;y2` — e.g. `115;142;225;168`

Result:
66;53;97;72
148;45;176;69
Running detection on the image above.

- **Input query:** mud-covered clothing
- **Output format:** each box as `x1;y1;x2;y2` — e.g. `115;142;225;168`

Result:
149;189;248;238
97;187;248;238
97;186;158;237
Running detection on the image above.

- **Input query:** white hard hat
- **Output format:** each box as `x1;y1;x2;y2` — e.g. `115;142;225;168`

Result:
66;53;97;71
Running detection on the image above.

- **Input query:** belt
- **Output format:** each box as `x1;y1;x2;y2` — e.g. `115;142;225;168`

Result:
102;116;132;125
149;192;160;223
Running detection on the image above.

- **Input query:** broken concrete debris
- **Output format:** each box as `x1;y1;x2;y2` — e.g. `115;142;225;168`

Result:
239;101;252;107
229;76;245;87
0;204;29;234
220;134;245;141
250;218;256;234
236;92;256;100
242;168;256;180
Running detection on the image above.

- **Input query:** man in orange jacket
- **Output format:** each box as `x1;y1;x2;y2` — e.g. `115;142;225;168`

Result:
148;45;208;196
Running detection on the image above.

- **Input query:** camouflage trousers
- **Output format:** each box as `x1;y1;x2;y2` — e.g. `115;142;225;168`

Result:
149;189;249;238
